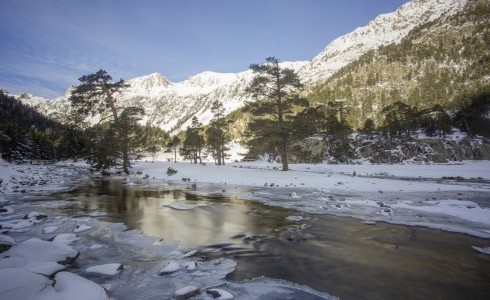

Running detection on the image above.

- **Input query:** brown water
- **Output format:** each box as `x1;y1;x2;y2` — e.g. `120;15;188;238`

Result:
57;179;490;300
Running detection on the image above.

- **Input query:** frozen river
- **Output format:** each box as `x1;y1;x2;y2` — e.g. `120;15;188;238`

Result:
45;179;490;300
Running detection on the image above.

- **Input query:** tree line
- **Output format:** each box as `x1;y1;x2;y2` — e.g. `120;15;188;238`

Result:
2;57;487;172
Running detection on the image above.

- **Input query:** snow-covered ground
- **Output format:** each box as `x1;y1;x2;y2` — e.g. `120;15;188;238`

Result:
1;158;489;299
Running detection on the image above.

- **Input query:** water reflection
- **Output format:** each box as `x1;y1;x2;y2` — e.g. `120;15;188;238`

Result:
67;179;289;248
59;179;490;300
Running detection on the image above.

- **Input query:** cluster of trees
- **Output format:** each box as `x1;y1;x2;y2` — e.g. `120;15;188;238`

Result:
68;70;172;174
0;90;84;161
178;100;231;165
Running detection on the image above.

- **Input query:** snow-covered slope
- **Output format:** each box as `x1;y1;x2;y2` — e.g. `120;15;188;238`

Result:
299;0;468;84
20;0;468;133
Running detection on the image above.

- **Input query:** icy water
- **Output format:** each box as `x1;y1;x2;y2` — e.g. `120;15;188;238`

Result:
55;179;490;300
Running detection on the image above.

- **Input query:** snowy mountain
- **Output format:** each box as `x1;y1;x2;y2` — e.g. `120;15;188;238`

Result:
19;0;468;133
298;0;468;84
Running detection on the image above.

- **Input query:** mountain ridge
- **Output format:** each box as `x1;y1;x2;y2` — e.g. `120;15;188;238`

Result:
13;0;470;134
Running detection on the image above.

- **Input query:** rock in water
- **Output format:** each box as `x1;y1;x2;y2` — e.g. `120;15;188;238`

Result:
206;288;234;299
0;234;15;252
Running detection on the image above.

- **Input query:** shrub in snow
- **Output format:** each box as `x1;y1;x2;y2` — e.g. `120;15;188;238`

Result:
167;167;178;176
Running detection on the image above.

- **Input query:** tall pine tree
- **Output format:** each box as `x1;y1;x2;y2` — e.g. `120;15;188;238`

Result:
246;57;305;171
69;69;142;174
205;100;230;165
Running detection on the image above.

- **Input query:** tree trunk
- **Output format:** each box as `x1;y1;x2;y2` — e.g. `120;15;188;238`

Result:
122;136;130;174
276;78;288;171
217;145;222;165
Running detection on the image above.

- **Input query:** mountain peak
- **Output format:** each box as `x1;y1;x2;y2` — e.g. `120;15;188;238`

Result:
128;72;171;90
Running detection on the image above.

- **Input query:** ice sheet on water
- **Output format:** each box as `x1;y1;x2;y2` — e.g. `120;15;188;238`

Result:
472;246;490;255
220;277;338;300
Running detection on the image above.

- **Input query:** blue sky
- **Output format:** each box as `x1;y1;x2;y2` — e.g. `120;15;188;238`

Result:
0;0;407;98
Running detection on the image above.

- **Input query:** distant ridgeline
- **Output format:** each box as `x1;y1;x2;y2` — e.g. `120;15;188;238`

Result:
308;0;490;130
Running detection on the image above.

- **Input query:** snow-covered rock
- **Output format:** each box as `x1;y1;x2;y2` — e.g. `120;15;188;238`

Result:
0;268;53;300
206;288;234;300
50;271;109;300
175;285;200;299
0;238;79;265
0;234;16;247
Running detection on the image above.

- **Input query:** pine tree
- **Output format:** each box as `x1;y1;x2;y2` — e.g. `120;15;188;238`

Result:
206;100;230;165
168;136;181;162
245;57;305;171
181;116;204;164
69;69;141;174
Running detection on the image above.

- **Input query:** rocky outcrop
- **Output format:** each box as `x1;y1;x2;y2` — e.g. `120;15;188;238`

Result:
290;134;490;164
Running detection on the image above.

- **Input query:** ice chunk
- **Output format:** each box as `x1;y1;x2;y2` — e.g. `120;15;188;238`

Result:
43;225;58;234
53;233;79;245
184;261;197;271
181;249;198;258
159;261;180;275
74;224;92;233
286;215;304;222
89;244;104;250
163;202;196;210
86;263;123;276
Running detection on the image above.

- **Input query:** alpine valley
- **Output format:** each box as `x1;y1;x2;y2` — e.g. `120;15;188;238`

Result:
9;0;490;161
